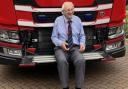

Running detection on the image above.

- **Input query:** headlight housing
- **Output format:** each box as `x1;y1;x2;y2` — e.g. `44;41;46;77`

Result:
108;25;124;39
106;41;122;51
0;30;19;43
3;48;22;56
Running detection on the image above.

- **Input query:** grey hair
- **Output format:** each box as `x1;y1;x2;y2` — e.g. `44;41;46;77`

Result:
61;3;65;11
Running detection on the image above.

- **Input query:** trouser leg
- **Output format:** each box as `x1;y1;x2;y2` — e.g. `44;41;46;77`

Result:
54;47;69;88
70;47;86;88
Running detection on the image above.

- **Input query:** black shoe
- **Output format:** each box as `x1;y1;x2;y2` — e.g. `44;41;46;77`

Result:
75;88;81;89
63;87;69;89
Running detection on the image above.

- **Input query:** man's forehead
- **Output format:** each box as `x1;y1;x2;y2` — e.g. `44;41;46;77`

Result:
63;2;74;9
65;6;74;9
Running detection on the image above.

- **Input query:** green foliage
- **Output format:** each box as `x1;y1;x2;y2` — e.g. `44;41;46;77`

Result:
125;10;128;38
126;5;128;10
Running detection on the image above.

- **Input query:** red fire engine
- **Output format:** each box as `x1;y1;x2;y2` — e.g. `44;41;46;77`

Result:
0;0;126;66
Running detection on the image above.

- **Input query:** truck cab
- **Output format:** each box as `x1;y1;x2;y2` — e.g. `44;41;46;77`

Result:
0;0;126;66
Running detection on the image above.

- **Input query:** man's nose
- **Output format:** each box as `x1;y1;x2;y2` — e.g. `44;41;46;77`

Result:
68;10;73;14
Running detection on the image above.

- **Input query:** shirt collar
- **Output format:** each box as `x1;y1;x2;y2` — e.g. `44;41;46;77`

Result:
63;15;73;23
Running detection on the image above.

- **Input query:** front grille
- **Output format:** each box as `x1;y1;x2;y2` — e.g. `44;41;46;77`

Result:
35;26;108;54
33;11;97;23
83;26;96;51
84;27;96;46
95;28;108;43
36;28;54;55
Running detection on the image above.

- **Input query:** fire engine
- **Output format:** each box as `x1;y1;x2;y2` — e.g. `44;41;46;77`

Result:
0;0;126;66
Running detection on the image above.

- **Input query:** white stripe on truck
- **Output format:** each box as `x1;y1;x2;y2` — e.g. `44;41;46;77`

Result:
15;3;113;12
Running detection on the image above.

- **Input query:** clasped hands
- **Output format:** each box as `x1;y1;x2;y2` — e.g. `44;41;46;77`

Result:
61;41;85;52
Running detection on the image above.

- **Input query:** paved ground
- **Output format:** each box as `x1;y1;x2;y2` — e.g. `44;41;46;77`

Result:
0;47;128;89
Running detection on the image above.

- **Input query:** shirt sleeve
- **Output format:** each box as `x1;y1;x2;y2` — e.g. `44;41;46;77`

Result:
51;18;63;46
79;19;86;46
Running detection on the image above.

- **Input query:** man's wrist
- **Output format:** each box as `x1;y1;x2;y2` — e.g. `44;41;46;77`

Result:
80;43;86;46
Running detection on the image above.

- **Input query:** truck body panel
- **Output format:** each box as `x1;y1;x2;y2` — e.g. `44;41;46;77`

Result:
0;0;17;25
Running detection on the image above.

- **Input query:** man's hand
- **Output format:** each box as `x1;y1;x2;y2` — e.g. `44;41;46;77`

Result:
61;41;69;51
79;44;85;52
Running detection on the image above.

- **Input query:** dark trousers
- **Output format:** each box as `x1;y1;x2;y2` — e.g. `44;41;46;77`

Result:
54;46;86;88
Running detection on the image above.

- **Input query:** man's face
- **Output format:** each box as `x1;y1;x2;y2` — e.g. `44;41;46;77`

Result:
63;4;74;19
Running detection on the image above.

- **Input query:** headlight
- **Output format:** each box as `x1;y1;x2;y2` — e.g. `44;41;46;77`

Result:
0;30;19;43
3;48;22;56
106;41;122;51
8;31;19;39
108;25;124;39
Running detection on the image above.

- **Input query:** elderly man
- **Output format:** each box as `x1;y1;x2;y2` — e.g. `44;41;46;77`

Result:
51;1;86;89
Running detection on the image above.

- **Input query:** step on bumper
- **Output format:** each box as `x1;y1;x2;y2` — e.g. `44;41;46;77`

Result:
32;52;104;63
